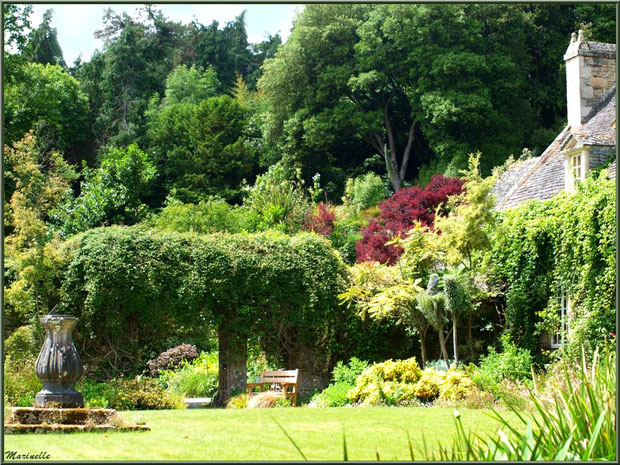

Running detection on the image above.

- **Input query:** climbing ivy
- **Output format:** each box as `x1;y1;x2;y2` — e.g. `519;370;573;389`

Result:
486;171;615;355
57;226;348;375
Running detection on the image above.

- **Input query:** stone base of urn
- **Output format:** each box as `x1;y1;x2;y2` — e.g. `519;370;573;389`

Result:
4;407;150;434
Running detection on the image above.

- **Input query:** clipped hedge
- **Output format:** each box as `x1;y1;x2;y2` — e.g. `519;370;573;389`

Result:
57;226;348;375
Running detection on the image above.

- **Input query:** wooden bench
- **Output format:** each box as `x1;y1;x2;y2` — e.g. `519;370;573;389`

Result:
246;369;299;406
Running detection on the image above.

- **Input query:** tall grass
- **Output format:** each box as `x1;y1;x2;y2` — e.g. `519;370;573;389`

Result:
427;344;616;461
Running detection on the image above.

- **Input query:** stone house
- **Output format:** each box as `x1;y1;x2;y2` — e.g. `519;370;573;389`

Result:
492;31;616;349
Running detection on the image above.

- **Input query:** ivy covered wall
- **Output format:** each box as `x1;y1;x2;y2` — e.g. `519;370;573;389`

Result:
486;171;615;355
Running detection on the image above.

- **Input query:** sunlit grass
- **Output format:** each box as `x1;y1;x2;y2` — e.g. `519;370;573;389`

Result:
4;406;521;461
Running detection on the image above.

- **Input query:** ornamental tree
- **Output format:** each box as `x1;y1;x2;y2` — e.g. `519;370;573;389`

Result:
356;174;463;264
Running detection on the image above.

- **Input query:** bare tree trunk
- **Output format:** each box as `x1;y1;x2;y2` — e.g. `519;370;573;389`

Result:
452;318;458;364
438;326;449;363
213;320;247;407
419;329;428;368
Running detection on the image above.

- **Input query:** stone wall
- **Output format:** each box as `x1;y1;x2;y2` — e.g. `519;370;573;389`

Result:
588;147;615;170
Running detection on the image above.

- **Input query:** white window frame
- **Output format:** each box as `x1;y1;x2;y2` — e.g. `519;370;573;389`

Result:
550;291;570;348
571;153;585;184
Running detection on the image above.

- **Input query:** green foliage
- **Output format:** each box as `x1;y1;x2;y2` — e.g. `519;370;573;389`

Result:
431;153;497;271
243;163;309;233
332;357;369;386
24;9;65;67
486;171;615;354
146;94;257;203
428;344;616;461
328;206;368;265
3;134;78;325
57;226;347;374
159;352;219;398
149;197;252;234
52;144;156;236
4;62;89;151
475;335;534;384
79;376;184;410
309;382;355;408
163;64;220;106
3;325;42;407
344;173;388;212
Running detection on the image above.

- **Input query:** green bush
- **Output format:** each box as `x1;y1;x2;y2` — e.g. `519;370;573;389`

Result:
4;326;41;407
149;197;252;234
344;173;388;212
309;357;369;407
475;335;533;383
331;357;368;386
309;382;352;407
243;162;309;233
329;207;368;264
79;376;183;410
160;352;218;398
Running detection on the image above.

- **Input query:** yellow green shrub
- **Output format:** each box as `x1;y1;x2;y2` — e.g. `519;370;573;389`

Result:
413;368;443;402
438;369;474;402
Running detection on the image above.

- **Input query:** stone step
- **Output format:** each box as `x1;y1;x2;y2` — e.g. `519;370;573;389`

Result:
184;397;212;408
4;423;150;434
11;407;117;425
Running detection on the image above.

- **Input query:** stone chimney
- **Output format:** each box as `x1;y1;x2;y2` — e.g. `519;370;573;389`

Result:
564;30;616;128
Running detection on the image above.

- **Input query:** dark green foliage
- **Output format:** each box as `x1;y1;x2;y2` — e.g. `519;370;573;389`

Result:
194;12;253;92
487;172;616;354
57;226;348;374
146;94;257;204
24;9;65;67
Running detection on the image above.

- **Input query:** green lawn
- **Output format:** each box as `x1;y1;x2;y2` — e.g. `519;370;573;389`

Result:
4;406;521;461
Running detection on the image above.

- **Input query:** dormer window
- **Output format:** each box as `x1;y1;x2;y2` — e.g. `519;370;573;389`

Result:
571;153;584;183
564;149;589;193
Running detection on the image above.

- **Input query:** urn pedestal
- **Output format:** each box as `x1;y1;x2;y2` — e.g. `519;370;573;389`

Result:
34;315;84;408
5;313;150;434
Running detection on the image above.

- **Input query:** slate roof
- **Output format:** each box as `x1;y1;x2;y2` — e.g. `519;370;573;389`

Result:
494;87;616;210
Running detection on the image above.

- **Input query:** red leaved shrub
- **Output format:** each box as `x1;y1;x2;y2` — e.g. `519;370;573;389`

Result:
303;202;336;236
356;175;464;264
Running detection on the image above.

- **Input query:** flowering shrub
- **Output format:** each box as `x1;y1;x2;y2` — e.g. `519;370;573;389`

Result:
356;175;463;264
303;202;336;236
147;344;199;376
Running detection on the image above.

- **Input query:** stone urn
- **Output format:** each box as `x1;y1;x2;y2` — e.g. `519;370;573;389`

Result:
34;314;85;408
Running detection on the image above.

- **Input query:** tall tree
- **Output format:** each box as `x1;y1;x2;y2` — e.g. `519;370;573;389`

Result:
2;3;32;83
25;9;66;67
4;63;90;163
